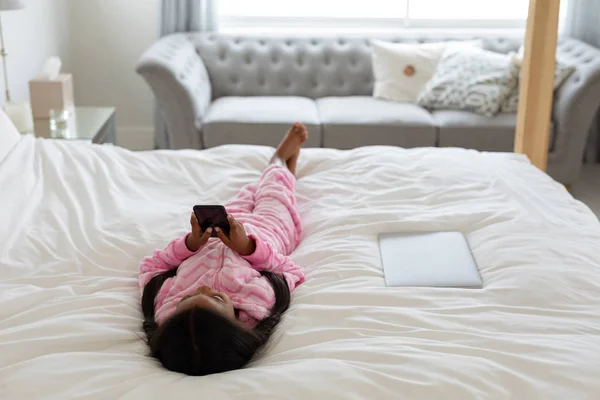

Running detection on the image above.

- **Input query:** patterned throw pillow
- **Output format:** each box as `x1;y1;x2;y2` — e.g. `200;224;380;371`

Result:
500;52;575;113
417;47;520;118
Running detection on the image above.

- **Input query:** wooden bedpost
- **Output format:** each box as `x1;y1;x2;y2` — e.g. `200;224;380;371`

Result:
514;0;561;171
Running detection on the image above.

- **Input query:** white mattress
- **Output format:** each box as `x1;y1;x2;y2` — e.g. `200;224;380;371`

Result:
2;135;600;399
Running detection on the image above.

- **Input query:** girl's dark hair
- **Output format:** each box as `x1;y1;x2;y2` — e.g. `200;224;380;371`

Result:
141;268;290;375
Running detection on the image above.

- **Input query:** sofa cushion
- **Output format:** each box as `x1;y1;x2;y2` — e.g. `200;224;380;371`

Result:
317;96;437;149
203;96;321;148
433;110;555;152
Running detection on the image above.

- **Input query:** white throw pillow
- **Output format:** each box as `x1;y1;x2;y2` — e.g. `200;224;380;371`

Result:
0;108;21;164
370;39;483;103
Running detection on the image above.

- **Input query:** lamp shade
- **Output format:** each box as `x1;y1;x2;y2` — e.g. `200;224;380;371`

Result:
0;0;25;11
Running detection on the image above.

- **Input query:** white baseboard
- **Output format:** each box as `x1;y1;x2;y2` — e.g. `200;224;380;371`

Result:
116;126;154;151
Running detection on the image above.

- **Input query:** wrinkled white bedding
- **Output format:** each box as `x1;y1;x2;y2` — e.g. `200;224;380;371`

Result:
1;135;600;399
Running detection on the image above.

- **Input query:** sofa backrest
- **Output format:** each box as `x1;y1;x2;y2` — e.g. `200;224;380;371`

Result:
192;33;523;99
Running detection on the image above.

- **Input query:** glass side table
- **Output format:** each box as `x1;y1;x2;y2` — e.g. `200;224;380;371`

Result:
32;107;116;144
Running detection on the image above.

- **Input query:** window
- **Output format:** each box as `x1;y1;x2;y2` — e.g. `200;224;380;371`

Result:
218;0;561;32
409;1;528;21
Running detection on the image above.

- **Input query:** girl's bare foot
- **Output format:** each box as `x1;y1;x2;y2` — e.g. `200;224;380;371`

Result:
286;150;300;175
270;123;308;175
275;123;308;161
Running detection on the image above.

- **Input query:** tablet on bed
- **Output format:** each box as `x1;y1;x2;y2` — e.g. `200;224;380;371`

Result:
379;232;483;288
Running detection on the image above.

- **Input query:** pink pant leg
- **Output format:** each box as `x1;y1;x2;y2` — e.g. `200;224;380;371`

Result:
248;165;302;256
225;182;258;215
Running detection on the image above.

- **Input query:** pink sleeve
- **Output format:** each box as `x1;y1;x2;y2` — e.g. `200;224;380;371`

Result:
138;233;198;290
243;234;305;291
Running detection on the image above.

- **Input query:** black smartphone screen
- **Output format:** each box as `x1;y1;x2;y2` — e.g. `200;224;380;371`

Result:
193;205;230;237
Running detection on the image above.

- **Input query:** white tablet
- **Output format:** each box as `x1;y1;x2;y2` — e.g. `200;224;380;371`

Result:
379;232;483;288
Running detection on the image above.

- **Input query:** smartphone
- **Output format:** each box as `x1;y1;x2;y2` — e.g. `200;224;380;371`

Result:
193;205;230;238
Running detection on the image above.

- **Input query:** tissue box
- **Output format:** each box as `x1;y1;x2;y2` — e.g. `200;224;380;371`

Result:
29;74;74;118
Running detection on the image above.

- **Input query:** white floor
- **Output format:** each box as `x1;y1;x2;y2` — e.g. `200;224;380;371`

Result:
572;164;600;217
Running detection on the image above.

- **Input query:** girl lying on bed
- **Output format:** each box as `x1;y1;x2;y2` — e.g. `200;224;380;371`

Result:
139;123;307;375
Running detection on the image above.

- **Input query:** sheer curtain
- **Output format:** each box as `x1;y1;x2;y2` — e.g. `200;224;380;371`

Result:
155;0;217;149
566;0;600;163
161;0;217;35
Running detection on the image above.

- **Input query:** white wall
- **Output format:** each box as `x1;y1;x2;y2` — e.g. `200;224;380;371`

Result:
0;0;71;106
1;0;159;149
69;0;159;150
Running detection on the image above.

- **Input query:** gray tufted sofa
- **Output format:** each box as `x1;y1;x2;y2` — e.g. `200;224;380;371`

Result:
137;33;600;185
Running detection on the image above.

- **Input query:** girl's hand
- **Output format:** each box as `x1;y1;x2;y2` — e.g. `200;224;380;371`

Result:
186;213;212;252
216;215;256;256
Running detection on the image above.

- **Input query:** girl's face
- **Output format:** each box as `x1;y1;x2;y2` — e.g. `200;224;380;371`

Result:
176;285;236;320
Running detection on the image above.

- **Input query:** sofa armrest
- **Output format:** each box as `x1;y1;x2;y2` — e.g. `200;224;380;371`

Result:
136;33;211;149
551;38;600;181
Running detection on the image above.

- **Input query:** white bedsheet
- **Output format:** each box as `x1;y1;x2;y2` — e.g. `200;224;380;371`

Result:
1;135;600;399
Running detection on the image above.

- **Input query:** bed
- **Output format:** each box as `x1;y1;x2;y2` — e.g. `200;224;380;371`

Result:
2;128;600;398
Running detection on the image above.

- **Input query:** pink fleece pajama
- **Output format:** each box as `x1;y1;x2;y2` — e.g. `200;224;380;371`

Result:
139;165;305;327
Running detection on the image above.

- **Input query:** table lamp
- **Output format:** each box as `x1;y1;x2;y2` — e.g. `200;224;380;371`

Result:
0;0;33;133
0;0;25;103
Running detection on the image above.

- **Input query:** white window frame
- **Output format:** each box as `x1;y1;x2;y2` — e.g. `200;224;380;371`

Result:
217;1;535;34
219;16;527;31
